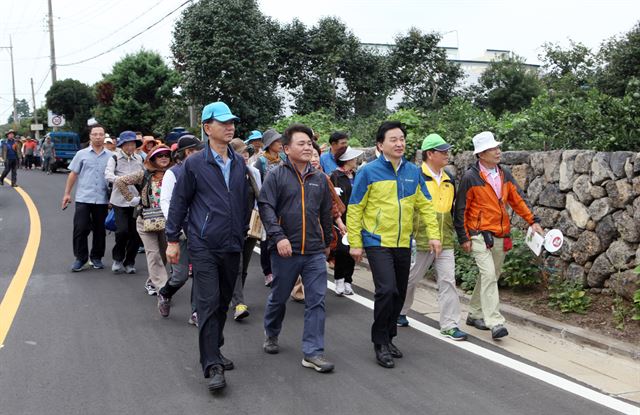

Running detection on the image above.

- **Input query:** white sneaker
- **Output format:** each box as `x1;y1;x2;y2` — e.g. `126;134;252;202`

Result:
124;265;136;274
335;278;345;296
144;280;158;296
344;282;354;295
111;261;124;274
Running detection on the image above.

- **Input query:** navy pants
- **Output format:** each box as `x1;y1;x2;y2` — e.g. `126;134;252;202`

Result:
365;247;411;345
264;252;327;357
73;202;108;263
190;249;240;377
112;206;140;267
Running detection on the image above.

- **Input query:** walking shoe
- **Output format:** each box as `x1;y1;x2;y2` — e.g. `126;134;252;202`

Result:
124;265;136;274
264;273;273;287
90;258;104;269
219;353;234;371
491;324;509;340
71;259;90;272
374;344;395;368
465;315;490;331
111;261;124;274
344;282;354;295
397;314;409;327
388;342;403;358
441;327;469;341
302;355;334;373
335;278;345;296
144;281;158;296
263;336;279;354
207;365;226;391
234;304;250;321
157;293;171;317
188;312;198;327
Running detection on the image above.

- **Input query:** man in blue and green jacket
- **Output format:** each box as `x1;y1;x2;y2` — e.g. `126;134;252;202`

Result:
347;121;442;369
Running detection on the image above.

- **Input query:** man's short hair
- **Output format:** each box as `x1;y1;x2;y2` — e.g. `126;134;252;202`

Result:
329;131;349;144
89;123;105;134
376;121;407;144
282;124;314;147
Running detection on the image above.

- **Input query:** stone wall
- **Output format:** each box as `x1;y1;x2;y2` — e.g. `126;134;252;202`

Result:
447;150;640;301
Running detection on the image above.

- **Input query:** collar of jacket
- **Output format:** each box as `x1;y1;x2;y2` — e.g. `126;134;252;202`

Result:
283;157;317;179
203;143;237;166
472;160;504;182
377;153;407;173
421;163;451;183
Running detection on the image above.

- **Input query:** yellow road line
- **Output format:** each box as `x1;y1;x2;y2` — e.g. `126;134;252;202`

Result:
0;179;42;348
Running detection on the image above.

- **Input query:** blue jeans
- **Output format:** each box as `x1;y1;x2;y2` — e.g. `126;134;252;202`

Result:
264;252;327;357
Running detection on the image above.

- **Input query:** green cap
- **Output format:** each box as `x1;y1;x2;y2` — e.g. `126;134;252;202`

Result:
421;133;452;151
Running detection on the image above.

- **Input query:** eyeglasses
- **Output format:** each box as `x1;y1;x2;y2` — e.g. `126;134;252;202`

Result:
154;153;171;159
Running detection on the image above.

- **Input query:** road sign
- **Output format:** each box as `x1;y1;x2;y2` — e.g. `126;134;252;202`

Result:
47;110;66;127
30;124;44;131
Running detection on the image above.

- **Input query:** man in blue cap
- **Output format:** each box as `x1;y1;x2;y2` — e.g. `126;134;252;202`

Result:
245;130;263;165
166;102;250;392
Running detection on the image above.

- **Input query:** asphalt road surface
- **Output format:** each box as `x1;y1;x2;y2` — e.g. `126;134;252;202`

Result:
0;169;630;415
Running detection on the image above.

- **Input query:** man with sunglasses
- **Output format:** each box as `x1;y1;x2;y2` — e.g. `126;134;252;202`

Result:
398;134;468;341
166;102;250;392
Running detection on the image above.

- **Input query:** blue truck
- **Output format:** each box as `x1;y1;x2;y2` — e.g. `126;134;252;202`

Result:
47;132;81;172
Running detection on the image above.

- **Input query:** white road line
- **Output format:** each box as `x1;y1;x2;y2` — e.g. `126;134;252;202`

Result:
252;246;638;415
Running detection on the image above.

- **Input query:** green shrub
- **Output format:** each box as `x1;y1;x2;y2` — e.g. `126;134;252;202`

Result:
548;278;592;314
632;265;640;321
454;245;478;293
612;296;630;331
499;229;542;289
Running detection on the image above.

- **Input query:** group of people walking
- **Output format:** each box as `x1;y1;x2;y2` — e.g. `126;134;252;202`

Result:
55;100;542;393
0;130;57;187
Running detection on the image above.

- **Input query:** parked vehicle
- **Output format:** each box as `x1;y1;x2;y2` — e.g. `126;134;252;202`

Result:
47;132;81;172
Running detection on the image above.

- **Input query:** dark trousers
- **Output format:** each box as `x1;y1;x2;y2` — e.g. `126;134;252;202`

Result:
333;238;355;283
260;238;272;276
112;206;140;266
25;154;35;169
73;202;109;262
42;156;53;173
231;237;259;308
190;249;240;377
365;247;411;345
0;159;17;185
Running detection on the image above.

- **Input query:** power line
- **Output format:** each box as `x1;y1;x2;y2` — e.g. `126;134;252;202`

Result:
58;0;191;67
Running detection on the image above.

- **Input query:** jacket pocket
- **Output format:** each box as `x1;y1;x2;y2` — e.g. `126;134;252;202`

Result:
200;212;211;238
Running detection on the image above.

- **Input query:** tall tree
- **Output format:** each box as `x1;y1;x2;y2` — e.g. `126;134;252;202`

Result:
474;55;542;117
94;50;178;135
596;21;640;97
390;28;464;110
7;98;31;124
539;41;596;94
172;0;281;135
343;46;392;116
45;79;96;132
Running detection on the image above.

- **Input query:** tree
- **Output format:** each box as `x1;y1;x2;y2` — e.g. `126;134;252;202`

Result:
474;55;542;117
343;46;393;116
7;99;31;124
94;50;178;135
597;22;640;97
539;41;596;95
390;28;464;110
45;79;96;132
172;0;281;135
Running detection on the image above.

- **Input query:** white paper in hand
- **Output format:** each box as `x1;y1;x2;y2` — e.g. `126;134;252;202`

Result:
525;226;544;256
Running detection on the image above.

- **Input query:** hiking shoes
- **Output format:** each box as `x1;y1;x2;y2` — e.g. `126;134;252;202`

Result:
157;293;171;318
491;324;509;340
207;365;226;391
301;355;334;373
71;260;90;272
335;278;345;296
111;261;124;274
188;312;198;327
90;258;104;269
397;314;409;327
263;336;279;354
234;304;250;321
441;327;469;341
465;315;490;331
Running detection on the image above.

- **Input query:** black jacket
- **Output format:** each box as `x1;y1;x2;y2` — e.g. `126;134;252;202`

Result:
258;159;333;255
166;146;250;253
329;169;354;224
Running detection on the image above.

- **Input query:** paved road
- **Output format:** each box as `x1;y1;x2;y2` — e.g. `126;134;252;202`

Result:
0;169;628;415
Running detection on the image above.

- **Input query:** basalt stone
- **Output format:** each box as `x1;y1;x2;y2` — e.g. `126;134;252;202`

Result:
560;236;575;262
538;184;566;208
605;240;635;269
595;215;619;248
608;269;640;301
527;176;545;205
613;210;640;243
609;151;634;179
501;151;530;165
624;158;634;179
556;210;581;239
573;231;603;265
572;174;594;205
585;220;596;231
634;197;640;222
634;153;640;174
565;193;590;229
586;253;614;288
510;164;531;189
591;153;615;185
574;151;595;174
590;185;607;199
588;198;613;222
605;179;634;208
529;152;545;176
633;177;640;197
544;256;566;277
532;207;561;229
543;151;562;183
564;263;586;287
453;151;475;174
559;150;581;191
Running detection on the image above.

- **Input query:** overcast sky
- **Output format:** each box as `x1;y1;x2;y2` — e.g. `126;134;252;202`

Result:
0;0;638;120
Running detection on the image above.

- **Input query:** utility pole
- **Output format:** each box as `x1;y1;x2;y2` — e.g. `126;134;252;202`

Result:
48;0;57;83
31;78;40;141
0;38;19;129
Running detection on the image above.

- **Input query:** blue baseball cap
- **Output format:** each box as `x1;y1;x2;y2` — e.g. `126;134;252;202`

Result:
201;101;240;123
245;130;263;144
117;130;142;147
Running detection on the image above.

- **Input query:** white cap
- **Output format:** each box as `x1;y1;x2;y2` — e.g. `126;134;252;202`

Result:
472;131;502;155
104;137;114;144
338;146;364;161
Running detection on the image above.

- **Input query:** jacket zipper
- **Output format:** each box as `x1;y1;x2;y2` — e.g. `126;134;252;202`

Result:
294;169;307;254
201;212;210;238
396;166;402;247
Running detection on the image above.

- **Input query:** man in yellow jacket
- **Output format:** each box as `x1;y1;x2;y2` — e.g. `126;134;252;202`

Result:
348;121;441;369
398;134;468;341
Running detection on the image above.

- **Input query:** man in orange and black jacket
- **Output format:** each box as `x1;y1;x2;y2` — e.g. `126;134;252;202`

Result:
454;131;543;340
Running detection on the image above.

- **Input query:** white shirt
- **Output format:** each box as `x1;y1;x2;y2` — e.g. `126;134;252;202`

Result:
160;169;176;219
425;164;443;185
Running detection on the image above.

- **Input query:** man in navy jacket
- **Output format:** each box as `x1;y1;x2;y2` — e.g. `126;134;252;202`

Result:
166;102;250;392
